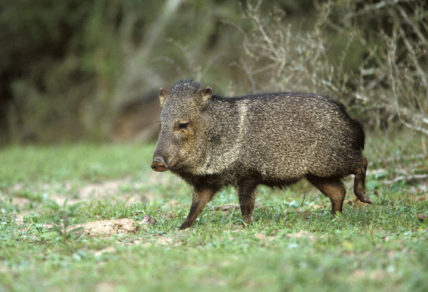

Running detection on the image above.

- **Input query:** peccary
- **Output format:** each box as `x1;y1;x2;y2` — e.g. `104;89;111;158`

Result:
151;80;371;229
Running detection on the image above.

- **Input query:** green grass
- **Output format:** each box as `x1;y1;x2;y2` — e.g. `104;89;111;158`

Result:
0;142;427;291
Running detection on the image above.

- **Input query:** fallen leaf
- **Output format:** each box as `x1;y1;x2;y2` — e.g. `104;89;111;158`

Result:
255;232;275;242
286;231;318;240
214;203;260;211
157;236;173;245
417;214;427;222
214;204;240;211
415;194;428;201
94;246;116;256
168;200;179;207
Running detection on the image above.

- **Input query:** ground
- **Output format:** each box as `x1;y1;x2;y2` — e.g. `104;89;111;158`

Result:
0;141;427;291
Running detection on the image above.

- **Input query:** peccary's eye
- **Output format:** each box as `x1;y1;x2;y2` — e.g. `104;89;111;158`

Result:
178;121;189;130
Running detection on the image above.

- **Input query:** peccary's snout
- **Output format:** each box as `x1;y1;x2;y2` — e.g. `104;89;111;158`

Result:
151;156;168;172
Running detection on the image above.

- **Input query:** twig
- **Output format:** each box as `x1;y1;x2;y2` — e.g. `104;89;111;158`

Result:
382;174;428;185
373;153;426;164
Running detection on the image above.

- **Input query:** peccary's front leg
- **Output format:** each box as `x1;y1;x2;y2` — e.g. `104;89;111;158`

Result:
237;182;257;225
179;185;217;230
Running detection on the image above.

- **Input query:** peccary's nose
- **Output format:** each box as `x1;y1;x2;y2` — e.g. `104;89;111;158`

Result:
151;156;168;172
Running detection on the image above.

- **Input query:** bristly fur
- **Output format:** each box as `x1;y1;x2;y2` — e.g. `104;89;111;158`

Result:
152;80;370;229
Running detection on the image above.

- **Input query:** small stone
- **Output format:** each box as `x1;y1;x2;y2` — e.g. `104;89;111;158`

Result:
141;215;156;225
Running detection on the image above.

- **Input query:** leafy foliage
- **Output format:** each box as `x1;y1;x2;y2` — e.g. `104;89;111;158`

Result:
44;199;83;244
1;0;426;144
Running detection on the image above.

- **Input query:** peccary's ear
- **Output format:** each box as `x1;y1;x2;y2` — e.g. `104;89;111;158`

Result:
196;87;212;109
159;88;168;107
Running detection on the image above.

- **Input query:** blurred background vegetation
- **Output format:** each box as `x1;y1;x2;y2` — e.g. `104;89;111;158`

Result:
0;0;427;146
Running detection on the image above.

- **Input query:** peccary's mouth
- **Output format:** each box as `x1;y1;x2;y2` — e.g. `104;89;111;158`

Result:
165;159;185;172
151;156;185;173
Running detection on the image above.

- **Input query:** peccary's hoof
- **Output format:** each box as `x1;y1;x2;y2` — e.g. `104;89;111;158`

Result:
242;216;253;227
360;194;372;204
242;223;253;229
179;222;192;230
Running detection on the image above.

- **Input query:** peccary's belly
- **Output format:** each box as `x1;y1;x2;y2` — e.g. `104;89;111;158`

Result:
258;161;307;181
245;138;358;180
246;149;309;181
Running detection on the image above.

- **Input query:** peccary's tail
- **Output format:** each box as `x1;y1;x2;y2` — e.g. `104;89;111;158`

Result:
329;97;365;150
353;157;372;204
351;119;365;150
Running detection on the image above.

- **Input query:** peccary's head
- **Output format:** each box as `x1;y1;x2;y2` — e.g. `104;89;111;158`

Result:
151;80;212;173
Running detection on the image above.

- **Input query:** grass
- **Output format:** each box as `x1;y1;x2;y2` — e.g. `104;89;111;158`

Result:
0;141;427;291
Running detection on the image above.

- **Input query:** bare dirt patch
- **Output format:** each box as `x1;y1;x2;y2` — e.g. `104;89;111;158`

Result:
11;197;31;208
68;215;156;237
70;219;139;237
7;177;159;209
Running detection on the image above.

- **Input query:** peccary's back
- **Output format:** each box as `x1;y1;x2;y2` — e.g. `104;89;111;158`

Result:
215;92;364;180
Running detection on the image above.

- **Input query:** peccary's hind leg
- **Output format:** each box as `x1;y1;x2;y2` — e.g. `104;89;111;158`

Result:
307;176;346;214
237;182;257;225
353;157;372;204
179;185;217;230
